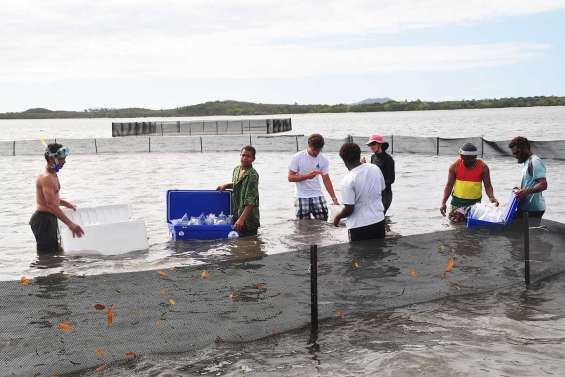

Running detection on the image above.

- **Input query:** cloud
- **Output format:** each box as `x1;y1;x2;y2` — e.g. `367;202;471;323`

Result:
0;0;562;82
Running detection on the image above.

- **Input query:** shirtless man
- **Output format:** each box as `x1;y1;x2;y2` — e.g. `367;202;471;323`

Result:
29;143;84;253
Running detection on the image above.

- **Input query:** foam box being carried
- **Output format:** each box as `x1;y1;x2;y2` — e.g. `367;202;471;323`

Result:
167;190;232;240
466;194;519;229
58;204;148;255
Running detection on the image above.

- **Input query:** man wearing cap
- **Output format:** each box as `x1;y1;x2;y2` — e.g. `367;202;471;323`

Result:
364;134;395;213
509;136;548;223
440;143;498;223
30;143;84;253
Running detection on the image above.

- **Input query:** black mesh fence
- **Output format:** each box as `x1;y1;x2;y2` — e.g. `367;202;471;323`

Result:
2;220;565;376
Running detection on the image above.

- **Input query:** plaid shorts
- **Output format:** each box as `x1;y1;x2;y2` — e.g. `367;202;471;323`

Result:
295;196;328;220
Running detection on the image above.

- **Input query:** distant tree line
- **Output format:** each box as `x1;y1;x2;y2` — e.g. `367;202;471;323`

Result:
1;96;565;119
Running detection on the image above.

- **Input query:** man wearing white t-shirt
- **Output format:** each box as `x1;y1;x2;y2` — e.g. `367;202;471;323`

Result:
333;143;386;241
288;134;339;221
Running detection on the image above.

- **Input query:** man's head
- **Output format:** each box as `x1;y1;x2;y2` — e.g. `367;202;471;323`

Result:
366;134;389;154
240;145;256;168
508;136;531;163
44;143;69;171
339;143;361;170
307;134;325;157
459;143;478;168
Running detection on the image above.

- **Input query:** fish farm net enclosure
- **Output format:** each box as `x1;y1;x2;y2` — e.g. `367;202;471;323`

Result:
1;220;565;376
1;135;565;159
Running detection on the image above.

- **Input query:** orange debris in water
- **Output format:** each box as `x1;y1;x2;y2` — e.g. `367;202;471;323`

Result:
94;303;105;311
95;364;107;372
125;351;136;360
107;306;113;326
155;320;161;328
57;322;73;333
159;270;169;278
409;268;417;278
336;309;344;319
95;348;104;358
352;261;360;268
445;258;455;272
19;276;30;285
255;283;265;289
168;298;176;305
201;271;209;279
159;288;168;296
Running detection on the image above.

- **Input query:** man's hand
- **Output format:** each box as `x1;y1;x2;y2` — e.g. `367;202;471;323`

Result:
489;197;499;206
306;170;322;179
332;215;341;227
514;189;529;200
69;223;84;238
233;218;244;232
66;202;77;211
331;197;340;205
216;185;225;192
440;203;447;217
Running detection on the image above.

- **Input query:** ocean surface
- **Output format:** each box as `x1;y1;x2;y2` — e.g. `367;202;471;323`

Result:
1;106;564;376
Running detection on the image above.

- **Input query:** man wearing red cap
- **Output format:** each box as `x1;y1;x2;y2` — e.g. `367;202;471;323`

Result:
365;134;395;213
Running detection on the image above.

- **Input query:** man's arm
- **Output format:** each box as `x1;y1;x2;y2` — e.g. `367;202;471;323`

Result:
385;155;395;186
288;170;321;182
59;199;77;210
481;164;498;205
321;174;339;205
333;204;354;227
234;205;253;232
515;178;547;200
40;178;84;237
217;183;234;191
440;164;457;216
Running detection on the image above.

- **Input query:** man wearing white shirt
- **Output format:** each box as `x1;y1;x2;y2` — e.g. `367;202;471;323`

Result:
333;143;386;241
288;134;339;221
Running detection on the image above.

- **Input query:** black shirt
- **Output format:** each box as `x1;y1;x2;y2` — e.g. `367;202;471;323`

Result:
370;152;395;192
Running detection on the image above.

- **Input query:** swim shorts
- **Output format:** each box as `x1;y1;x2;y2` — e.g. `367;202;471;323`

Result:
29;211;61;253
295;196;328;220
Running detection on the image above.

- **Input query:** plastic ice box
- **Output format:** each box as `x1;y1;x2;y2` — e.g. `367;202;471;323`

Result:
466;194;519;229
167;190;232;240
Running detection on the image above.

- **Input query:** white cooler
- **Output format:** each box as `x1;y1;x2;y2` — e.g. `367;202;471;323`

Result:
58;204;148;255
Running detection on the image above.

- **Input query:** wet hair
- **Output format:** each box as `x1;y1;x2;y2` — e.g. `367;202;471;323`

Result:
508;136;530;150
44;143;63;161
241;145;256;158
339;143;361;165
307;134;325;150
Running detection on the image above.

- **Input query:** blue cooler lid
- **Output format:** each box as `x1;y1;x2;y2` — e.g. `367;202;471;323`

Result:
503;193;519;225
166;190;231;222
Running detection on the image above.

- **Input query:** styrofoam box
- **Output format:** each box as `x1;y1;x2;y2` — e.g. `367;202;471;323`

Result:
58;204;148;255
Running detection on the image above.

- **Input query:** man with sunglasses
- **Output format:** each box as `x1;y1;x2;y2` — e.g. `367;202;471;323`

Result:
30;143;84;253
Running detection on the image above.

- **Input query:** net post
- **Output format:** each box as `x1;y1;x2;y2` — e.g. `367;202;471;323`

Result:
310;244;319;339
523;212;530;287
436;137;440;155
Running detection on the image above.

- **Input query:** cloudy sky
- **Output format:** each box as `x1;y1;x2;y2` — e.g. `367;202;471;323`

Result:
1;0;564;111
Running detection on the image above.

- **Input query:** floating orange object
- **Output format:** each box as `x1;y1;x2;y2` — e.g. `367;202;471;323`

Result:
168;298;176;305
107;306;113;326
159;270;169;278
409;268;417;278
255;283;265;289
159;288;168;296
95;348;104;358
445;258;455;272
336;309;344;318
125;351;136;360
201;271;209;279
94;303;105;311
352;261;360;268
19;276;30;285
57;322;73;333
155;320;161;328
95;364;107;372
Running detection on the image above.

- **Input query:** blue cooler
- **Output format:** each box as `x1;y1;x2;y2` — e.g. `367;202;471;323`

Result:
466;194;519;229
167;190;233;240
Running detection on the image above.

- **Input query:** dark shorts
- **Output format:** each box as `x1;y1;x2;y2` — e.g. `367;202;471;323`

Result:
29;211;61;253
515;209;545;218
348;220;386;242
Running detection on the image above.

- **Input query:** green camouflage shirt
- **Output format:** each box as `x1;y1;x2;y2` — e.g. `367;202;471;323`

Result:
231;165;260;233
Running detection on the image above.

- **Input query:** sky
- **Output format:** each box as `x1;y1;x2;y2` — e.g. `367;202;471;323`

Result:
1;0;564;111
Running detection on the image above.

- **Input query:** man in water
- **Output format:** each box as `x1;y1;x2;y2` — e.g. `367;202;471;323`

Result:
288;133;339;221
333;143;386;241
217;145;260;236
30;143;84;253
365;134;395;213
440;142;498;223
509;136;547;221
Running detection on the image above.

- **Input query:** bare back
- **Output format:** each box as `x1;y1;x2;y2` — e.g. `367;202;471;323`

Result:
36;170;61;213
